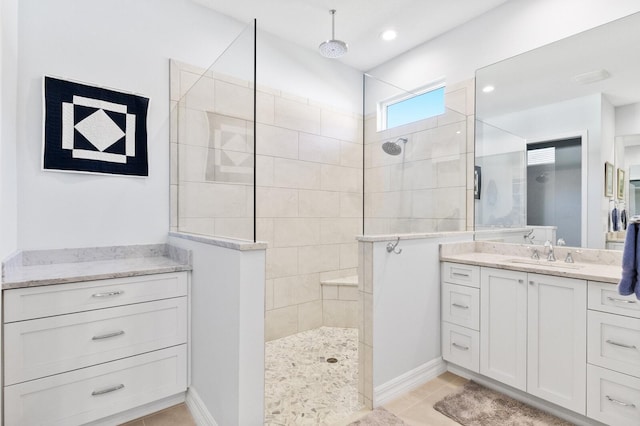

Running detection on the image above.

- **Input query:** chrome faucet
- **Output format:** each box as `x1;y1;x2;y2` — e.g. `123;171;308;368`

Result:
529;246;540;260
544;240;556;262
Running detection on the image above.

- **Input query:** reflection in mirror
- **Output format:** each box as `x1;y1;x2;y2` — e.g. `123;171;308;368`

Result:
474;12;640;249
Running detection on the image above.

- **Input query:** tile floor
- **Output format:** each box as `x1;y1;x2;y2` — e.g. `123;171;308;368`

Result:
121;350;465;426
120;403;195;426
264;327;361;425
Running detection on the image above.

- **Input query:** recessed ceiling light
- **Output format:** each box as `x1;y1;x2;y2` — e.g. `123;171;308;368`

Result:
381;30;397;41
482;85;495;93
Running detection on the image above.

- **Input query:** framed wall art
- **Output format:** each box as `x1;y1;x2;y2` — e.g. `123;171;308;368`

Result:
43;76;149;176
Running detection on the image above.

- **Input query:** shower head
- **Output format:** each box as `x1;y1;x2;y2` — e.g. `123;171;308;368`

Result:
382;137;408;156
319;10;348;58
535;172;549;183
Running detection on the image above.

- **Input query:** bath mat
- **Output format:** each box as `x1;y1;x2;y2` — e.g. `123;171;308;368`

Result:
433;381;574;426
347;407;407;425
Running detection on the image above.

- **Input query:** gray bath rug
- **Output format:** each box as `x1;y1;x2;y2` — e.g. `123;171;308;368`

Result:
347;407;407;425
433;381;574;426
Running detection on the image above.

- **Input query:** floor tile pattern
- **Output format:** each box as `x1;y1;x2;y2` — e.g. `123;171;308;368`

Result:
383;372;468;426
265;327;361;425
120;403;195;426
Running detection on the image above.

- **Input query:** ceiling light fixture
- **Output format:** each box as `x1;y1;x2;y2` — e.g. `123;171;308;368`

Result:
381;29;397;41
482;85;495;93
319;9;348;58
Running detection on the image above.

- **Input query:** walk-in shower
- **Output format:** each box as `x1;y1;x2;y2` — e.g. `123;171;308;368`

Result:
381;137;408;155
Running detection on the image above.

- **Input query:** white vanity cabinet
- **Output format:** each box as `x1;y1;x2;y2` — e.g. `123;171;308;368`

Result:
444;264;588;415
3;272;189;426
586;281;640;426
526;273;587;414
480;268;527;391
441;262;480;373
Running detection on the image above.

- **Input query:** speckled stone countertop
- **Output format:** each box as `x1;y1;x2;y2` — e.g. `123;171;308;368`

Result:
1;244;192;290
440;241;622;284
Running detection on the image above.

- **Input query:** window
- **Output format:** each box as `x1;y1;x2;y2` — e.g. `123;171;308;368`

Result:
379;83;445;130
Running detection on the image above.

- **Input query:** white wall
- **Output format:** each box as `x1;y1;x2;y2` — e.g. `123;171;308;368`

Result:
616;102;640;136
1;0;18;259
168;235;265;426
372;233;472;389
14;0;362;250
369;0;640;85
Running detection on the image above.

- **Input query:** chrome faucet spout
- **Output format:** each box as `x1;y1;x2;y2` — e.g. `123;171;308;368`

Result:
544;240;556;262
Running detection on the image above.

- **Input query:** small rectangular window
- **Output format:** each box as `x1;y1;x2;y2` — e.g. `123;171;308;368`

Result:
380;84;445;130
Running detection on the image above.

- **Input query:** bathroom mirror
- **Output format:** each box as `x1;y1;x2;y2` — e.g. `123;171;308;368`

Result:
474;11;640;249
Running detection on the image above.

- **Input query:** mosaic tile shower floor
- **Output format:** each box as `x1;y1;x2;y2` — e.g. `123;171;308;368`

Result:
264;327;362;425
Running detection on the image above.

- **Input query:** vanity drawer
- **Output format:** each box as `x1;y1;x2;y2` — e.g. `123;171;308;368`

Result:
588;281;640;319
442;322;479;373
4;272;188;322
4;345;187;426
4;297;187;385
587;364;640;426
441;262;480;288
587;310;640;378
442;283;479;330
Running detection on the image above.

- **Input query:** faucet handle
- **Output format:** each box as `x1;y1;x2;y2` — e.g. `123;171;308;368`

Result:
557;238;566;247
565;251;574;263
528;246;540;260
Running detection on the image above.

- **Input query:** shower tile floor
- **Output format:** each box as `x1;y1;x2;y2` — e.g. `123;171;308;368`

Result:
264;327;362;425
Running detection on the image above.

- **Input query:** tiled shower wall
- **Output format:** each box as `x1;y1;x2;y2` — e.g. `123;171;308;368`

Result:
170;60;363;341
364;79;475;234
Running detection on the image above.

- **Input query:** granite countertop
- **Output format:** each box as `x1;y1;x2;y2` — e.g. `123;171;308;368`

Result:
440;241;622;285
2;244;192;290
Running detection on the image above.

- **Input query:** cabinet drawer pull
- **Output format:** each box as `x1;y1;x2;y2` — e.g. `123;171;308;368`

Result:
91;383;125;396
91;290;124;298
605;395;636;408
529;281;534;285
452;272;470;278
452;303;469;309
607;296;637;304
92;330;125;341
452;342;469;351
605;339;637;350
518;279;524;284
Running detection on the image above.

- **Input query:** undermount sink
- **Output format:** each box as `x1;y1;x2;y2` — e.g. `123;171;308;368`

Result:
506;258;584;270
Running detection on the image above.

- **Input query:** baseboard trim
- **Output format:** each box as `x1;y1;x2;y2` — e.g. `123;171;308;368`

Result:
87;392;186;425
446;364;604;426
373;357;447;407
186;386;219;426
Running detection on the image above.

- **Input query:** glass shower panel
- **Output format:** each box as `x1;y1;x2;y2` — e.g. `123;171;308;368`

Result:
363;74;469;235
173;23;256;241
474;120;526;229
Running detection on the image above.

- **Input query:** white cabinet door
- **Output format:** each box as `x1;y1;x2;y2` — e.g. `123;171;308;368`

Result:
527;273;587;414
480;268;527;391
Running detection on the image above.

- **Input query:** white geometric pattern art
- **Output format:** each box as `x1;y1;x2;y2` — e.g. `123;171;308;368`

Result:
43;76;149;176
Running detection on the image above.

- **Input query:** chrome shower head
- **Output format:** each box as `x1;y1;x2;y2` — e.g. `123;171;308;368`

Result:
319;10;348;58
382;137;408;155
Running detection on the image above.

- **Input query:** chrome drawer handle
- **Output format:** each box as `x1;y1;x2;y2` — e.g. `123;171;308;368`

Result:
452;303;470;310
91;384;124;396
452;272;470;278
606;339;637;350
607;297;637;304
92;290;124;298
452;342;469;351
605;395;636;408
92;330;125;341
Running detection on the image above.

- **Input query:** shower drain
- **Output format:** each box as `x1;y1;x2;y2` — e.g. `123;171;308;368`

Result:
326;357;338;363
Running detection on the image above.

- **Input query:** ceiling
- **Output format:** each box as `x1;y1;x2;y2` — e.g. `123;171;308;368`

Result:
193;0;512;71
476;11;640;119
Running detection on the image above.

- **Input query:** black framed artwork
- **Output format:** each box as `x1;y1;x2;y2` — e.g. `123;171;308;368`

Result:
43;76;149;176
